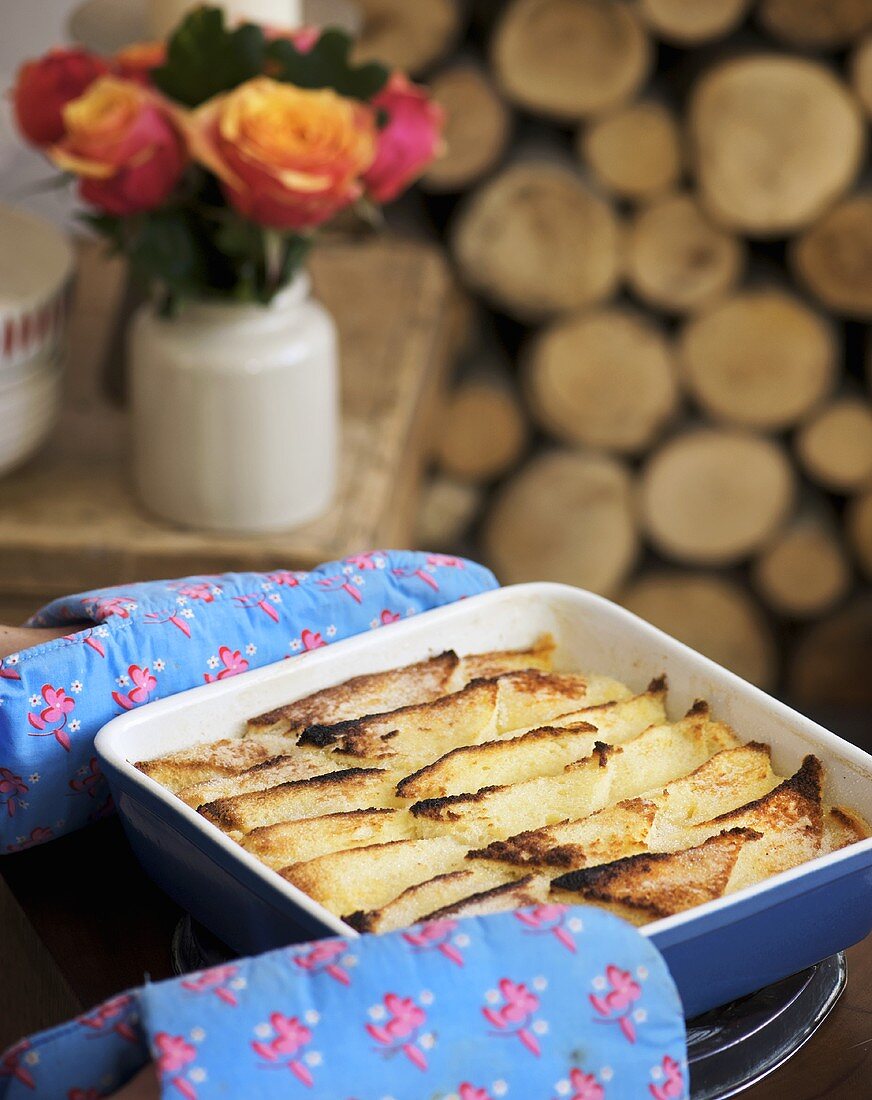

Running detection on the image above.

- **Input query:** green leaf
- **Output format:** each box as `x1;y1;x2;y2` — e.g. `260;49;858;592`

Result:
152;6;266;107
266;28;389;101
124;208;206;299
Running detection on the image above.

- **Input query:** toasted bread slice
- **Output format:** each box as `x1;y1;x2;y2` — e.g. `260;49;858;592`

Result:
541;675;667;735
669;756;824;893
452;636;555;684
397;682;668;800
421;874;551;921
474;741;777;873
297;677;501;763
246;637;556;738
178;751;340;809
246;650;460;737
473;798;659;871
822;805;870;854
551;828;761;925
241;807;413;869
135;734;296;793
281;837;469;915
199;767;400;834
495;670;631;732
410;705;739;846
346;864;516;933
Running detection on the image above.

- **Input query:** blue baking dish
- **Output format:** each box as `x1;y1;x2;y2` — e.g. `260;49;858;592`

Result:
95;583;872;1019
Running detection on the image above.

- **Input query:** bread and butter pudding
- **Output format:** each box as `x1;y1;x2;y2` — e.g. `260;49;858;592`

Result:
136;636;870;931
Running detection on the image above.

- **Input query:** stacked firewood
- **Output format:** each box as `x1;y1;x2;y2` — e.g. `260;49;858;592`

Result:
365;0;872;705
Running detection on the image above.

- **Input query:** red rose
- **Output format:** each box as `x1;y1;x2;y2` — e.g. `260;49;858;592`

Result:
48;77;187;217
13;47;109;146
363;72;444;203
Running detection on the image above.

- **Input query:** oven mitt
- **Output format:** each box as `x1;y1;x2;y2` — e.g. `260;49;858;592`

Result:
0;906;688;1099
0;551;496;852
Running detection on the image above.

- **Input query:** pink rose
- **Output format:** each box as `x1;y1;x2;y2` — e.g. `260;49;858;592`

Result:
363;72;444;203
48;76;187;216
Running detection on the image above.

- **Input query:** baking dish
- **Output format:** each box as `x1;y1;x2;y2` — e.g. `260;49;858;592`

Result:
95;582;872;1018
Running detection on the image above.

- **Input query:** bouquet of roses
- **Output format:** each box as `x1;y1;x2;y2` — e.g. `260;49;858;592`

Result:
11;6;444;309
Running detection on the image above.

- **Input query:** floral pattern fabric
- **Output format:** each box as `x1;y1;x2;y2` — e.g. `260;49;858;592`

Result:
0;906;688;1099
0;550;497;852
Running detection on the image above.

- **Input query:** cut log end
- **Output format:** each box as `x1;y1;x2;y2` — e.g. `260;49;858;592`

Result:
851;35;872;117
422;65;512;192
415;475;483;549
580;101;682;201
758;0;872;50
792;196;872;319
753;519;851;619
640;0;752;43
483;450;639;596
796;398;872;494
621;572;776;689
790;600;872;710
491;0;652;120
627;192;745;314
452;162;622;320
846;491;872;578
352;0;461;74
525;307;678;454
435;379;528;482
640;429;796;565
690;56;864;236
679;290;837;430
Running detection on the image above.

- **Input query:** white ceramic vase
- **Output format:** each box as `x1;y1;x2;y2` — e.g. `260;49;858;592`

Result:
129;272;338;532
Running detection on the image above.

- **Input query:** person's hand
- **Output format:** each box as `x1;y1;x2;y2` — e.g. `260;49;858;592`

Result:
111;1065;160;1100
0;624;69;659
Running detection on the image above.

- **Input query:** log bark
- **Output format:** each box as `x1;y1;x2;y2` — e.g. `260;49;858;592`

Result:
758;0;872;50
639;428;796;565
752;512;851;619
490;0;651;120
791;195;872;318
422;63;512;192
414;474;483;549
846;490;872;577
579;100;682;201
795;397;872;493
621;571;776;689
789;599;872;709
483;449;638;595
689;56;864;236
850;34;872;116
679;289;837;430
434;376;528;482
353;0;461;74
451;162;622;320
524;306;678;454
627;192;745;314
639;0;751;43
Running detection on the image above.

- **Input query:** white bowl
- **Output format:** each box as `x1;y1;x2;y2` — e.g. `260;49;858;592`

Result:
0;360;61;476
0;205;74;373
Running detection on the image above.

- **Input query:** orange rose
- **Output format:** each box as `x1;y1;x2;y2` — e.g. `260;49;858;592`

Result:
187;77;376;230
48;76;187;216
114;40;167;86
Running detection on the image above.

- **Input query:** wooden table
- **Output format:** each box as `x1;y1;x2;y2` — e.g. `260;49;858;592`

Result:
0;235;461;621
1;818;870;1097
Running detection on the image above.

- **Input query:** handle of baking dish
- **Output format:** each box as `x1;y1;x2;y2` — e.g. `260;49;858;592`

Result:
0;905;688;1100
0;550;498;853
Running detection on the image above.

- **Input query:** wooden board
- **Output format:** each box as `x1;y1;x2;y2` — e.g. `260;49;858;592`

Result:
0;236;460;604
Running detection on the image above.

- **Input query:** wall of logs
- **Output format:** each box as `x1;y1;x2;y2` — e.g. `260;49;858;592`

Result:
365;0;872;713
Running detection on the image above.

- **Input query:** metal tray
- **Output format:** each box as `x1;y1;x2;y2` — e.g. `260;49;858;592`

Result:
96;583;872;1018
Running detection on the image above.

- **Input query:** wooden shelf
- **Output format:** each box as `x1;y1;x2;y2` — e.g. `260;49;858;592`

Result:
0;236;460;606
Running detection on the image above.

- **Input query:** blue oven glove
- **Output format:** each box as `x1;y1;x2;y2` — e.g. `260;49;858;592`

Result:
0;906;688;1099
0;550;496;852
